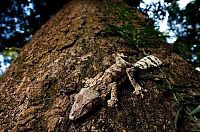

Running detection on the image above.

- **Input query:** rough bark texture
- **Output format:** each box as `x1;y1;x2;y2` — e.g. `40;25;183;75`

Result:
0;0;200;131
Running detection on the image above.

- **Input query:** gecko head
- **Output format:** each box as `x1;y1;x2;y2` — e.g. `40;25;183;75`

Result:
69;88;100;120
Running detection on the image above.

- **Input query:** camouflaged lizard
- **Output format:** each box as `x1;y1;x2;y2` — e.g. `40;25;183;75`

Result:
69;53;162;120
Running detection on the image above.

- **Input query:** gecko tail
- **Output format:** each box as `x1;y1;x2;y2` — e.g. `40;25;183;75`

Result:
134;55;162;70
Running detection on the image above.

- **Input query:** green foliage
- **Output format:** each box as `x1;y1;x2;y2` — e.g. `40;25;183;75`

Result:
139;1;167;21
104;3;200;128
171;96;200;129
139;0;200;67
185;106;200;128
0;0;67;52
0;47;19;75
103;3;168;48
2;47;19;65
172;89;200;129
173;39;200;67
172;89;200;128
173;41;193;60
174;106;183;129
190;104;200;116
159;69;200;129
167;0;200;66
0;0;68;74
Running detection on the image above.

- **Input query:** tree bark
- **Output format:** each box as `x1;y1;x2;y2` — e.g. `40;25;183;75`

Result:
0;0;200;131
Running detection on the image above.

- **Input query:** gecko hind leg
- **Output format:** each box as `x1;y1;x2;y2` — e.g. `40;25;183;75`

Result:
107;82;118;107
126;67;147;98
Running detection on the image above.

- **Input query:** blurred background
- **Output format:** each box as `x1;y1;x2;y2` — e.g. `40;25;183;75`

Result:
0;0;199;75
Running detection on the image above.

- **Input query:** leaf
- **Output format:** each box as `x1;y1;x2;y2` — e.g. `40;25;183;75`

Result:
190;104;200;115
174;106;183;129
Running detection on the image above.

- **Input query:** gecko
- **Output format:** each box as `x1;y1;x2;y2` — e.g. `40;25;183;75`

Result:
69;53;162;120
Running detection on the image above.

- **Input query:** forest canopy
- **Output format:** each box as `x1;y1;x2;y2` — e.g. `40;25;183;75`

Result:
0;0;199;74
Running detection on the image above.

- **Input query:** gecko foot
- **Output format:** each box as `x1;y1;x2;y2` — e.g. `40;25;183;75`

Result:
132;83;147;98
107;82;118;107
126;67;147;98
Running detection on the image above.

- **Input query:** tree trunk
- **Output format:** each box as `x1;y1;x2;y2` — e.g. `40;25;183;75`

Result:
0;0;200;131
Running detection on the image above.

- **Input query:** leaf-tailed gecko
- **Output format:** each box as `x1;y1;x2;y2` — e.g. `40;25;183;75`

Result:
69;53;162;120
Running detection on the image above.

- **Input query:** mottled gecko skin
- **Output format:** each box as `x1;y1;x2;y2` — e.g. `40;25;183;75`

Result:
69;54;162;120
